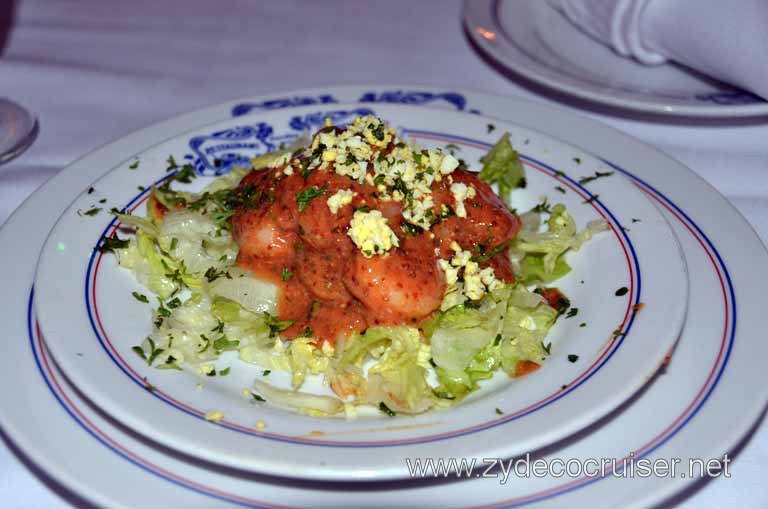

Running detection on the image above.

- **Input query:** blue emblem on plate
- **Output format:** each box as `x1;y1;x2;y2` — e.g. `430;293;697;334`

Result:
186;123;298;176
288;108;376;131
358;90;468;111
231;95;339;117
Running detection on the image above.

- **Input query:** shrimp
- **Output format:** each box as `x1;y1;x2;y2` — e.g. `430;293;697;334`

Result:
234;214;297;262
432;170;521;258
344;247;445;323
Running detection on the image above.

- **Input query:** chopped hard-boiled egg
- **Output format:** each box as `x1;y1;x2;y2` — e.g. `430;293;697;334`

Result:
347;210;399;257
326;189;356;214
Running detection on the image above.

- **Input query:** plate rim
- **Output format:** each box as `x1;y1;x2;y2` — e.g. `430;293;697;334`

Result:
462;0;768;118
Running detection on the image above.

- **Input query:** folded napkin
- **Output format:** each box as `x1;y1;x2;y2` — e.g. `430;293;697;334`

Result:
547;0;768;100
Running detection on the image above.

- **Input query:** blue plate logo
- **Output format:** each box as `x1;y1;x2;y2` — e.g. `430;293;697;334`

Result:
230;95;339;117
187;108;377;176
186;123;297;176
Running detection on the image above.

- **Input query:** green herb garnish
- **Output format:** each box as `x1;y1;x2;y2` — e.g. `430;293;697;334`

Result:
578;171;613;185
296;185;328;212
213;336;240;352
379;402;396;417
98;235;129;253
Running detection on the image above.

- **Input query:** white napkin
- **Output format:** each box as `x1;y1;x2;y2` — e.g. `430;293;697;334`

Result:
548;0;768;100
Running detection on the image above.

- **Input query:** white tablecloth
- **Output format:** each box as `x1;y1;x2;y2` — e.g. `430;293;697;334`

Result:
1;1;766;507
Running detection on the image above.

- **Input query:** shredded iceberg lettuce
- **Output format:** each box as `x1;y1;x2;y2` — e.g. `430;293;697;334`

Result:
478;132;526;204
429;284;557;400
513;203;608;285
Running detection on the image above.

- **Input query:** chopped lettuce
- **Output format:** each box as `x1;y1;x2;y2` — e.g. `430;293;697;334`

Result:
430;284;558;400
251;379;343;416
513;203;607;285
479;132;526;205
333;327;435;414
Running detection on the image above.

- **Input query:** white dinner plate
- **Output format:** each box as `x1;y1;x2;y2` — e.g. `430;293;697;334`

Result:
463;0;768;118
33;104;687;481
2;86;767;507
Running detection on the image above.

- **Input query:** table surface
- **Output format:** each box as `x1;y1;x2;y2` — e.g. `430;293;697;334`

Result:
1;1;766;507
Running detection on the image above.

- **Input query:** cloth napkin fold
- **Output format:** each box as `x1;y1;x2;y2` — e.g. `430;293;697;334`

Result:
547;0;768;100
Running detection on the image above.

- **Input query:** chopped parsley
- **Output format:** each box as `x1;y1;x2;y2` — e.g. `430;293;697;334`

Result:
486;123;496;133
80;207;102;217
264;313;293;338
471;241;510;264
173;164;197;184
631;218;641;223
98;235;129;253
131;346;147;361
197;334;211;353
166;155;179;171
573;157;582;165
132;291;149;303
531;198;551;214
158;355;182;371
281;267;293;281
615;286;629;297
262;369;271;376
137;338;164;366
578;171;614;185
156;297;171;317
129;159;140;170
204;266;232;283
379;402;396;417
495;407;504;415
583;195;599;205
296;184;328;212
542;341;552;355
400;222;423;236
565;307;578;319
444;143;461;155
219;367;231;376
554;185;566;194
252;394;266;402
568;354;579;363
142;377;156;392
